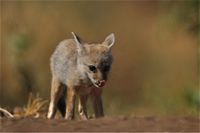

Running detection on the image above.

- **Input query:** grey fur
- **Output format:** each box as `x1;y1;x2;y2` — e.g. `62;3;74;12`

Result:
47;32;115;120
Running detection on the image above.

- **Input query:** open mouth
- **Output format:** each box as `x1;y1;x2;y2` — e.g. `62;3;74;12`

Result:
93;80;106;88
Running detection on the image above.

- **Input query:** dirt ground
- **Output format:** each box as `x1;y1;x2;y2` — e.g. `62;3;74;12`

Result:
0;116;199;132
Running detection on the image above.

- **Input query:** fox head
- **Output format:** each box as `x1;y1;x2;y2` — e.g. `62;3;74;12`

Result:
72;32;115;88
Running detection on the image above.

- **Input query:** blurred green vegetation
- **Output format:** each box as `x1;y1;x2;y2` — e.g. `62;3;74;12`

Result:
9;32;31;56
185;89;200;111
9;32;35;93
0;1;199;117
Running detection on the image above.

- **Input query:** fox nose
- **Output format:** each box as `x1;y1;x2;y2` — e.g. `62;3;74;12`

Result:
95;80;106;87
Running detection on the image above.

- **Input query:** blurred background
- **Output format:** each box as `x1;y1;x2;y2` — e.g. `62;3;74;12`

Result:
0;0;199;117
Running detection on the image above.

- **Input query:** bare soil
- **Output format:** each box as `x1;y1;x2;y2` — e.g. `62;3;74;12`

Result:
1;116;199;132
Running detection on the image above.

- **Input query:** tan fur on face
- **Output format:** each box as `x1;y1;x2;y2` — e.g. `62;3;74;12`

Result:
82;44;110;66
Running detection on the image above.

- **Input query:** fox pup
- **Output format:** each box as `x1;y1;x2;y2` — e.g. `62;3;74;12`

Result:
47;32;115;120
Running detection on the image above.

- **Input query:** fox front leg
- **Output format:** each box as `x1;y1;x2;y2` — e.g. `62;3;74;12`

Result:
47;78;64;119
91;88;104;118
78;95;88;120
65;88;76;120
92;95;104;118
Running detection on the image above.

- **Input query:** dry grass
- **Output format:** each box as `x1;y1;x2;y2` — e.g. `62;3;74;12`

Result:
13;93;48;118
0;107;14;118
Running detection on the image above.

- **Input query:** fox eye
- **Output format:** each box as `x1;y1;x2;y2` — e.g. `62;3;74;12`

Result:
88;65;97;73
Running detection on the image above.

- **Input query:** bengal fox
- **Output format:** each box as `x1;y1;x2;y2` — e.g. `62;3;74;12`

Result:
47;32;115;120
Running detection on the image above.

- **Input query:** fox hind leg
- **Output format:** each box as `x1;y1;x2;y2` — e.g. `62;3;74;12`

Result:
57;87;66;117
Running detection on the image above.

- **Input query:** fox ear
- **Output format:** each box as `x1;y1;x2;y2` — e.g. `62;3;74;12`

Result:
103;33;115;49
71;32;83;52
